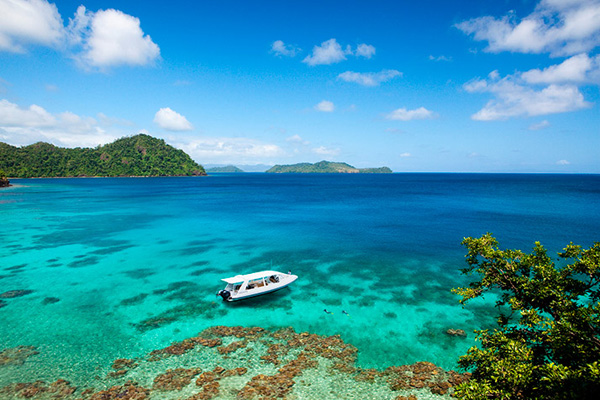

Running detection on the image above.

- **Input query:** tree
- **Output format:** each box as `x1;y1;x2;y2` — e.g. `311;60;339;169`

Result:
453;233;600;400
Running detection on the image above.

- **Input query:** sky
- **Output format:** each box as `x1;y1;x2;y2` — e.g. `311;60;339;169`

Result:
0;0;599;173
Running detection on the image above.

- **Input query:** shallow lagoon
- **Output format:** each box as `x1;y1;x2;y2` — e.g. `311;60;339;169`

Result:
1;174;599;395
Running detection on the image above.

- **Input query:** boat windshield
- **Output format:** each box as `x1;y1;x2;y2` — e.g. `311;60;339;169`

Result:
225;282;243;293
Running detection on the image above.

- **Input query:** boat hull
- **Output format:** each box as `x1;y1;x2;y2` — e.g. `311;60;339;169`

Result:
226;284;291;301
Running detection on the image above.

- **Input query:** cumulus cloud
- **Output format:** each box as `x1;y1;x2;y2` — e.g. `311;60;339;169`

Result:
386;107;437;121
302;38;376;66
315;100;335;112
521;53;600;83
153;108;193;131
455;0;600;56
0;98;119;147
312;146;340;156
174;136;285;164
400;152;411;157
0;0;64;52
0;2;160;70
529;120;551;130
355;43;376;58
464;71;592;120
556;159;571;165
337;69;401;87
71;6;160;69
271;40;299;57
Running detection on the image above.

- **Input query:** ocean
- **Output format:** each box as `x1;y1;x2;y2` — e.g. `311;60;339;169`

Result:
1;173;599;397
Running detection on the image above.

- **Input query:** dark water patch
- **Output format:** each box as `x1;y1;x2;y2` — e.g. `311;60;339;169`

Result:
0;275;9;280
321;297;342;306
134;300;226;332
120;293;149;306
47;258;59;263
178;244;214;256
68;256;100;268
189;267;221;276
152;281;196;295
31;213;161;249
74;254;87;259
190;260;210;267
123;268;155;279
5;244;22;250
46;263;62;268
350;295;378;307
157;239;171;245
416;318;470;352
187;239;220;247
0;290;34;298
90;244;135;255
384;312;398;319
4;264;26;271
42;297;60;305
0;300;6;308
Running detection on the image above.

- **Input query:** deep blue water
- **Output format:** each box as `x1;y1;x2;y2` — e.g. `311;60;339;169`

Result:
1;173;599;387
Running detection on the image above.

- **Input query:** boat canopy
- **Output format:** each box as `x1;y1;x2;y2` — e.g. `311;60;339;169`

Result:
221;270;282;284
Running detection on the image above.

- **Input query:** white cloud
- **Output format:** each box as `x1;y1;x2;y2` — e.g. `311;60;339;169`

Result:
287;134;310;145
557;159;571;165
72;7;160;69
174;136;285;164
529;120;551;130
303;39;347;66
455;0;600;56
521;53;600;83
315;100;335;112
355;43;376;58
153;108;193;131
302;38;376;65
337;70;401;87
0;0;64;52
271;40;299;57
429;55;452;62
464;73;592;120
0;98;119;147
312;146;340;156
0;2;160;70
386;107;437;121
400;152;411;157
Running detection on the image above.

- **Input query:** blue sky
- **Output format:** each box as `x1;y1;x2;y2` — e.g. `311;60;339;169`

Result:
0;0;598;172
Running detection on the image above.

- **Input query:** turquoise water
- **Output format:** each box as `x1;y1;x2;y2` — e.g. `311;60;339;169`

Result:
1;174;599;389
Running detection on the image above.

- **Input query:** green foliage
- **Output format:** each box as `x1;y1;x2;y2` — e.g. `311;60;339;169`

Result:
0;134;206;178
453;233;600;399
0;168;6;179
266;160;392;173
206;165;244;173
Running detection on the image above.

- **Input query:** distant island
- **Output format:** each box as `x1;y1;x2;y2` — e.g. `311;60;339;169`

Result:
206;165;245;173
0;134;206;178
266;161;392;174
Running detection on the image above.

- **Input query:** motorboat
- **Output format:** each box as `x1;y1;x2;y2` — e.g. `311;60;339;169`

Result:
217;270;297;301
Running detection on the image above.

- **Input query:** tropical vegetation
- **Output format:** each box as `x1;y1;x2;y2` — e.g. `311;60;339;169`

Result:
266;160;392;173
453;233;600;399
0;134;206;178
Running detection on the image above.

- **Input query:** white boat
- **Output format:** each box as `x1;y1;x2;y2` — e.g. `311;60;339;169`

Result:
217;270;298;301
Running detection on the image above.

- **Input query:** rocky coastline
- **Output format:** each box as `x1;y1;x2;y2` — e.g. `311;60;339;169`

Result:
0;176;10;187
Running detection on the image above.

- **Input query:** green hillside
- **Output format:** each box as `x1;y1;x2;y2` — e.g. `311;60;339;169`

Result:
206;165;245;173
0;134;206;178
266;160;392;173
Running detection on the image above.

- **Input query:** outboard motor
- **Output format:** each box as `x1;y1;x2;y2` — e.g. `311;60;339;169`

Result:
217;289;231;301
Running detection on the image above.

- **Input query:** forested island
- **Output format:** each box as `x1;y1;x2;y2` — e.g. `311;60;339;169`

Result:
267;161;392;173
0;134;206;178
206;165;245;173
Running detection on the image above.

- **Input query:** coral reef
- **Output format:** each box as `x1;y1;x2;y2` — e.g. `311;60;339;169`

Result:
0;346;38;366
0;326;470;399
